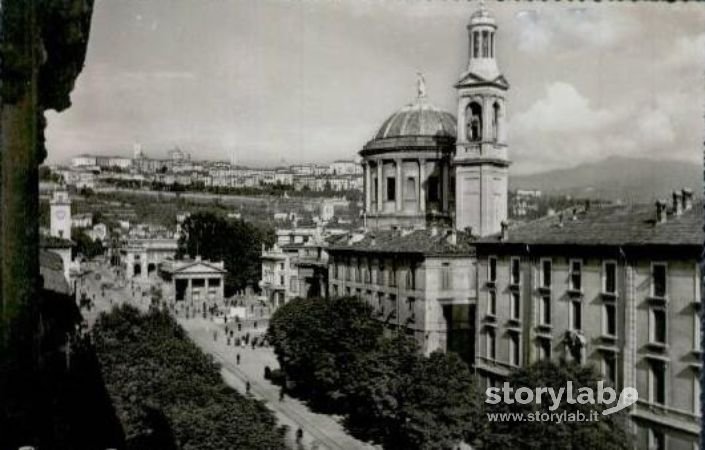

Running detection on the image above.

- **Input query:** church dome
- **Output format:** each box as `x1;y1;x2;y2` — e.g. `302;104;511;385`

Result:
363;98;456;152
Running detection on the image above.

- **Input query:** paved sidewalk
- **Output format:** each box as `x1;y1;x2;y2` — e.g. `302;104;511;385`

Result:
182;317;376;450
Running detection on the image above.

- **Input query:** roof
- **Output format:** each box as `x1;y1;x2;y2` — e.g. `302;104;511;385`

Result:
479;202;704;248
39;250;70;294
363;98;456;152
40;234;75;249
327;228;475;257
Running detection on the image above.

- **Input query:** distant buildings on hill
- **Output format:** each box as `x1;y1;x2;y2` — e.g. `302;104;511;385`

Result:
55;149;363;194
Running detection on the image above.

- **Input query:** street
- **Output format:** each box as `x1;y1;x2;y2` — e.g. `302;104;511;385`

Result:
76;260;375;450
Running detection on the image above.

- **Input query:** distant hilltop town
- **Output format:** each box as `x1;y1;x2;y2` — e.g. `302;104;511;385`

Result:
48;144;363;193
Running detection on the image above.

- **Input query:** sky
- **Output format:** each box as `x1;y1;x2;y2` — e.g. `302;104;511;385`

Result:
45;0;705;174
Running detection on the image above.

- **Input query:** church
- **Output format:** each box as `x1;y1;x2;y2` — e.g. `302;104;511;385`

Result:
325;5;702;449
328;4;508;366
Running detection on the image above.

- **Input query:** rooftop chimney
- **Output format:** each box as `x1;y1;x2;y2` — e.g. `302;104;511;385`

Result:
672;190;683;216
655;200;667;224
682;188;693;211
500;221;509;241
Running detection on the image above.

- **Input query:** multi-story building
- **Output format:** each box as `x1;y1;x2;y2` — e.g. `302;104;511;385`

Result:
474;191;701;450
322;4;703;445
329;159;363;176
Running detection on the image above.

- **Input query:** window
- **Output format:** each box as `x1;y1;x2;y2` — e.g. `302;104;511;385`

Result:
538;338;551;361
650;308;667;345
604;261;617;295
482;30;489;57
539;294;551;326
541;259;552;288
279;275;285;286
694;304;700;350
405;177;416;200
652;263;667;298
408;297;415;314
694;373;701;415
649;361;666;406
386;177;396;201
648;429;666;450
486;328;496;360
406;266;416;290
570;260;582;291
377;292;384;310
378;264;385;286
492;102;500;141
510;292;521;320
488;290;497;316
602;353;617;384
345;287;351;296
509;332;521;366
488;257;497;282
510;258;520;285
571;299;582;331
603;303;617;337
441;263;452;290
389;267;397;287
467;102;483;142
472;31;479;58
428;176;440;202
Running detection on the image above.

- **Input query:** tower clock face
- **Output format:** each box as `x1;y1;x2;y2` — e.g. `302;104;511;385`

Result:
55;210;66;220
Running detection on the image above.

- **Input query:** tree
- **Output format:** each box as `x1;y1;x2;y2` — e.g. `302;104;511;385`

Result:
344;336;481;449
267;296;384;408
177;212;274;295
93;305;286;450
71;228;103;259
481;361;632;450
268;297;482;449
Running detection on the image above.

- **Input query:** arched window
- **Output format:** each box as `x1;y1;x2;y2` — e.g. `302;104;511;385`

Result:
473;31;479;58
467;102;483;142
492;102;500;141
482;31;489;57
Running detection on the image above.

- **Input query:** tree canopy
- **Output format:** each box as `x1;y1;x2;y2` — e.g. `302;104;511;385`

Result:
267;296;482;449
481;360;633;450
93;305;286;450
177;212;274;295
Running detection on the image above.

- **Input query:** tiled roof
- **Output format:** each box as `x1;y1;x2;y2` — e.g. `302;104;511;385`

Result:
327;228;475;256
479;202;704;247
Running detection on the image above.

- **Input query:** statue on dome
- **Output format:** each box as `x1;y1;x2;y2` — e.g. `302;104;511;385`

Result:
416;72;427;98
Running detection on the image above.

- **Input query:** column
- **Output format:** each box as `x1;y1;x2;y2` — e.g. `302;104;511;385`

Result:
187;278;193;303
395;159;402;212
419;159;426;213
377;161;384;212
442;161;449;212
364;162;371;212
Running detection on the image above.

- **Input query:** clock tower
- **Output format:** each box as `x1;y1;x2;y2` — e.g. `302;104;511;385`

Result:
50;189;72;239
453;4;510;237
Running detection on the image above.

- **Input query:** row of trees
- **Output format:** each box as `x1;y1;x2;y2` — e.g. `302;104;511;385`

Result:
267;296;632;450
267;296;481;449
93;305;287;450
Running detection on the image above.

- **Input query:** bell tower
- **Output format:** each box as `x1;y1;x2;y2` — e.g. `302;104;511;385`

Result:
453;4;510;237
50;189;72;239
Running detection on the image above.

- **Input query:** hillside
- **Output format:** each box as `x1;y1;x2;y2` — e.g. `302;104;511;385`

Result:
510;157;701;202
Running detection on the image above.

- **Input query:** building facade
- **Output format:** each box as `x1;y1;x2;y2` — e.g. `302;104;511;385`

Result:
474;193;701;450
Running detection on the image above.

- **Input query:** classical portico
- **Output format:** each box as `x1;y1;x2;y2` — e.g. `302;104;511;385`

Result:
361;86;456;230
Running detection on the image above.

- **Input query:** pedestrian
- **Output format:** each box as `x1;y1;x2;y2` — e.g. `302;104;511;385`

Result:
246;380;251;394
295;427;303;444
236;353;241;365
251;340;256;350
254;321;257;329
279;387;285;402
238;323;242;332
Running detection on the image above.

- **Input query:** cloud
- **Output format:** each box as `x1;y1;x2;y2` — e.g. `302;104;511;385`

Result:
665;32;705;69
636;108;675;145
512;82;623;135
512;7;640;54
